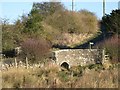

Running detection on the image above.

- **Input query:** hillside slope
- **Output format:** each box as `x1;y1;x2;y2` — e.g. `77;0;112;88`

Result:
42;10;99;47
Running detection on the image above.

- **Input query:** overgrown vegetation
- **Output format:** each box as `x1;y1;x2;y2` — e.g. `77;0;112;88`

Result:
21;38;51;63
23;2;64;35
1;2;120;88
2;2;99;63
2;63;119;88
97;34;119;63
97;9;120;63
44;10;98;34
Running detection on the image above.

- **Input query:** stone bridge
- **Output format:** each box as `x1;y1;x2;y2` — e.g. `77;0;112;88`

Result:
51;49;104;69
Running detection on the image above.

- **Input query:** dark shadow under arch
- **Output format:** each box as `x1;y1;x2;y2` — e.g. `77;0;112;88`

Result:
61;62;69;70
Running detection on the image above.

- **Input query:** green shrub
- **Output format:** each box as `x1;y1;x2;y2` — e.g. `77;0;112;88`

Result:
58;71;69;82
70;66;83;77
87;64;104;71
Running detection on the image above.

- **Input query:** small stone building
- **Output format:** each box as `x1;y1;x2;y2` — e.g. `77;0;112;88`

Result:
51;49;104;69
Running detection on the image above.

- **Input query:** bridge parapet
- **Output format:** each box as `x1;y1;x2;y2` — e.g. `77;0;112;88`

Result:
52;49;104;68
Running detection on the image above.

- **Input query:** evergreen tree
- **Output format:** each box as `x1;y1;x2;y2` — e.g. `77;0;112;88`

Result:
24;2;64;35
102;9;120;34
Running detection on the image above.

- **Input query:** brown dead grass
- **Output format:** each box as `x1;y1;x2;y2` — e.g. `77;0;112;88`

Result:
53;33;94;47
2;63;119;88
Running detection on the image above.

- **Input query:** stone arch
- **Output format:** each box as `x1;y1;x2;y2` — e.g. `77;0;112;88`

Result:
60;62;70;70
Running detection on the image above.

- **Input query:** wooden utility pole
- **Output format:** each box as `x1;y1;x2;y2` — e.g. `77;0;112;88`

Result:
103;0;105;16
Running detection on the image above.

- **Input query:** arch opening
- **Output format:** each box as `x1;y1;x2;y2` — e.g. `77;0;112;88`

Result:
61;62;70;70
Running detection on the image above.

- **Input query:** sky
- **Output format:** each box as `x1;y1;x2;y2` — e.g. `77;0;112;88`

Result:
0;0;119;24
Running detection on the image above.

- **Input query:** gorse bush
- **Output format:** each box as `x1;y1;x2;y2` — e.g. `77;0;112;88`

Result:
44;9;98;34
21;38;51;63
2;23;19;51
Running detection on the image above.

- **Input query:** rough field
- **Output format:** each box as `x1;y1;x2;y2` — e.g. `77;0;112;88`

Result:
2;62;119;88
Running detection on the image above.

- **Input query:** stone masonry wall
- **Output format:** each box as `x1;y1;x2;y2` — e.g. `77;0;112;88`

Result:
53;49;103;68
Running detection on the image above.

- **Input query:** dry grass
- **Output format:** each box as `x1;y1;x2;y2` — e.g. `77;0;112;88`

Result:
2;63;119;88
53;33;94;47
96;34;119;63
74;68;118;88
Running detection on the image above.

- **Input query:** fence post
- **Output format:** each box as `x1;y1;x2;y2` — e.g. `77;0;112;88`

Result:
26;57;28;69
102;48;105;64
14;58;17;68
